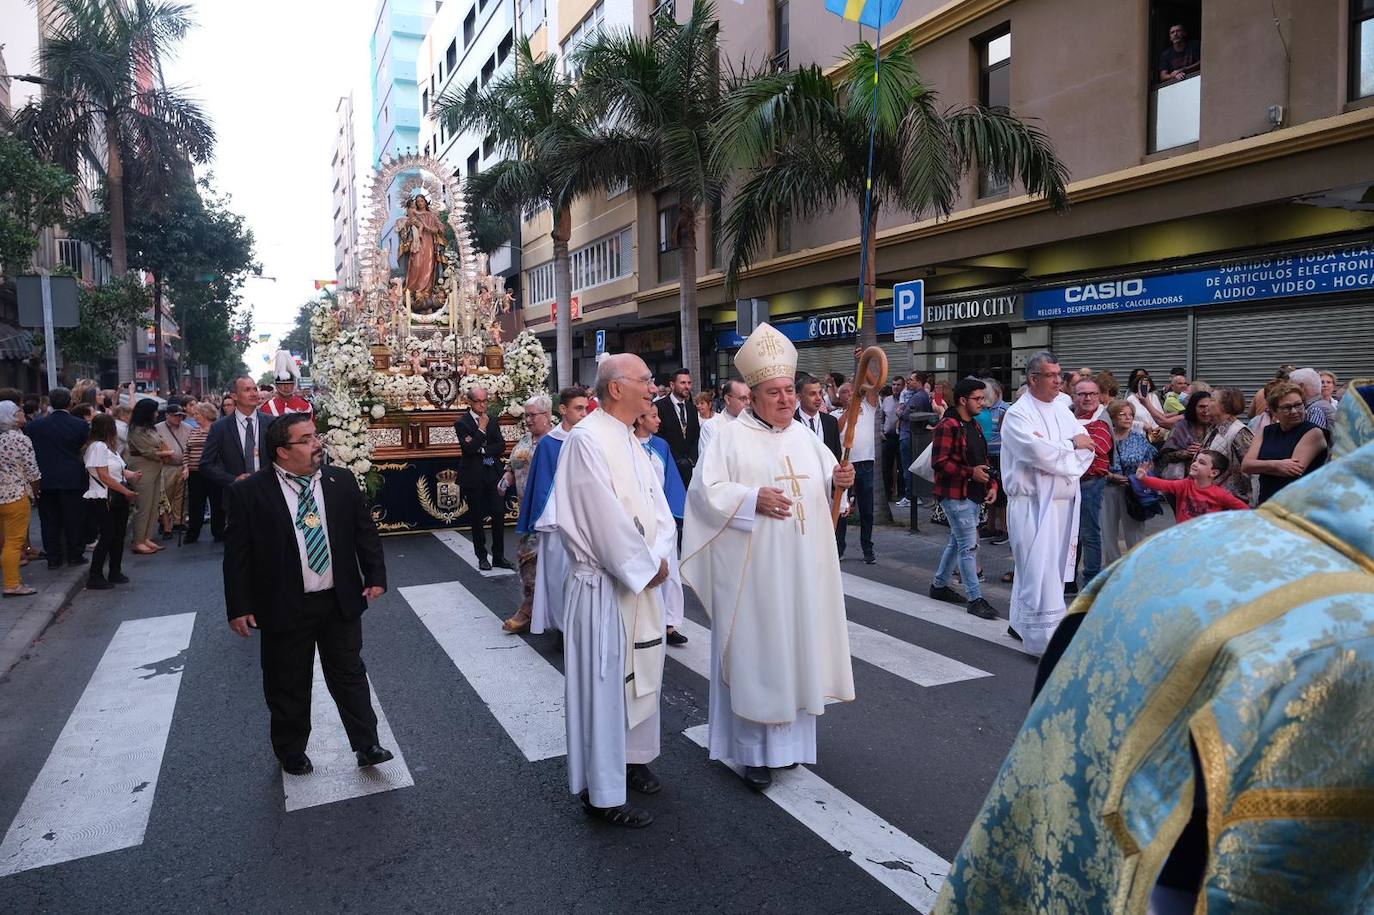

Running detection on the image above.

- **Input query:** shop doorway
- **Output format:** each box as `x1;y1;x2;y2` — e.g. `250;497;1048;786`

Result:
953;325;1013;388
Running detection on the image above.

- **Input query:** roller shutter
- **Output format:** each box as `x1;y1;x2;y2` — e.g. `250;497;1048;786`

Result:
795;341;857;381
1051;312;1190;387
1194;298;1374;396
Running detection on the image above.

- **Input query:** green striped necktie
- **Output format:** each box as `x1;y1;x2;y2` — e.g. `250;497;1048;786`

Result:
290;474;331;575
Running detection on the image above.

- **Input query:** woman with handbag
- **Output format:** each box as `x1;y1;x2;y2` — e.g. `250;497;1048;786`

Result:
1101;400;1157;565
82;413;141;589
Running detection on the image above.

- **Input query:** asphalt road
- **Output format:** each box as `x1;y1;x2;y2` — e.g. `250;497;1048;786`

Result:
0;523;1040;913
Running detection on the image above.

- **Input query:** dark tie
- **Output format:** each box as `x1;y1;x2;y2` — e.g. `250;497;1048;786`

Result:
810;416;818;435
677;401;687;426
243;418;256;474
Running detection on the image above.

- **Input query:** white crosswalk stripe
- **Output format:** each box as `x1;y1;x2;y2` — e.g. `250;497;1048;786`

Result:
433;529;517;578
281;659;414;812
683;724;948;913
0;613;196;878
402;580;566;761
842;572;1029;653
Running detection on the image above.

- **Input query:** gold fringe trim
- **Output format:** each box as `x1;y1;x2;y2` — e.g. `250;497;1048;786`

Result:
1258;503;1374;575
1225;787;1374;826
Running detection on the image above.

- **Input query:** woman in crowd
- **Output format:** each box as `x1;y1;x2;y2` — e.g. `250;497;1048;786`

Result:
1101;399;1157;565
1242;381;1328;505
694;389;715;421
499;394;554;634
0;402;41;597
82;413;140;589
126;398;169;554
1125;368;1181;438
1155;390;1212;481
220;393;235;417
1319;371;1339;411
183;403;224;543
1199;386;1254;505
1095;371;1120;405
112;404;132;456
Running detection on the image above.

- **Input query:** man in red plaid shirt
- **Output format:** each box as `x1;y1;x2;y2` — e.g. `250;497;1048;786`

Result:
928;378;1000;620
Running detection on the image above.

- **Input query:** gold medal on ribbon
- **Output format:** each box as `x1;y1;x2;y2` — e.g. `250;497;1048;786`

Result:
303;512;321;529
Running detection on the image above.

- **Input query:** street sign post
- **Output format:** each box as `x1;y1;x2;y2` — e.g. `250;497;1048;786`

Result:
595;329;606;357
892;279;925;343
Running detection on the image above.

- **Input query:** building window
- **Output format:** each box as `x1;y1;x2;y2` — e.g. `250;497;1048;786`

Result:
1148;3;1202;151
519;0;546;37
775;214;791;254
772;0;789;71
481;55;496;85
561;2;605;80
976;25;1011;198
656;193;680;284
1353;0;1374;99
651;0;675;32
421;88;429;115
527;229;634;305
482;133;496;158
498;30;514;66
467;150;479;176
464;7;477;46
526;260;556;305
480;0;490;10
447;38;458;71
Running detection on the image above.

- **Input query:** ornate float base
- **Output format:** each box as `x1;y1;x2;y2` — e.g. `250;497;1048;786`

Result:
366;408;522;534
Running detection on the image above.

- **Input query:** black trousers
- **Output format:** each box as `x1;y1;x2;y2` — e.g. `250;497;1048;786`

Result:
835;460;876;558
466;480;506;562
38;488;86;564
880;432;904;501
87;495;129;580
185;471;224;541
259;590;379;759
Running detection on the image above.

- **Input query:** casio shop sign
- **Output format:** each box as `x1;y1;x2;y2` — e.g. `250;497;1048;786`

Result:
807;313;858;339
1064;279;1145;303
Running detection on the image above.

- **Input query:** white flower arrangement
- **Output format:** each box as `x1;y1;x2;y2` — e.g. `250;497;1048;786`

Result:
501;329;551;419
310;302;376;489
370;371;429;407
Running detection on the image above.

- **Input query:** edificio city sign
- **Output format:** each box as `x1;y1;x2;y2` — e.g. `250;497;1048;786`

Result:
924;294;1022;326
1024;241;1374;320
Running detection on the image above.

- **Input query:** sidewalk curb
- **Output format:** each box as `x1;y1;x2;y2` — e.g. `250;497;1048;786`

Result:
0;564;89;679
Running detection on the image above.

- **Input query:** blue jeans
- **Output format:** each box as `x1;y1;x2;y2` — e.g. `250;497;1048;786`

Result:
1077;475;1106;585
899;436;913;501
933;498;981;601
835;460;875;558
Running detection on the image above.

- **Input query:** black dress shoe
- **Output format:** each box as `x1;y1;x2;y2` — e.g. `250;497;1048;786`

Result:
356;745;394;767
281;753;313;775
665;628;688;646
626;763;661;795
1006;625;1023;642
108;573;130;584
68;556;88;566
863;554;877;565
966;597;999;620
743;766;772;792
478;558;492;571
492;557;515;571
928;584;964;605
580;791;653;828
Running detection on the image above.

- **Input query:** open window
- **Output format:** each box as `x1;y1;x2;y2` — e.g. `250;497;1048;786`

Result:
1149;1;1202;152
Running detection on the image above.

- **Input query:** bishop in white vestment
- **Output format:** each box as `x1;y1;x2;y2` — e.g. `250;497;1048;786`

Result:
545;354;676;827
1000;352;1095;656
681;323;855;791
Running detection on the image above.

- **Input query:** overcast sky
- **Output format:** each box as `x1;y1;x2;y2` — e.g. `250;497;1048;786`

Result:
164;0;378;374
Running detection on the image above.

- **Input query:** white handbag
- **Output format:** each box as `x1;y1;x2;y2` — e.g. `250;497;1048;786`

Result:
909;442;935;482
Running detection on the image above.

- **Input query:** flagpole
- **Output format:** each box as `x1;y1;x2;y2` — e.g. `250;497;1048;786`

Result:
854;15;883;363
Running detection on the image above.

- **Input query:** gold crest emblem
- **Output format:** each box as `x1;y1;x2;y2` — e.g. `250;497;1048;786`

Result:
417;469;465;522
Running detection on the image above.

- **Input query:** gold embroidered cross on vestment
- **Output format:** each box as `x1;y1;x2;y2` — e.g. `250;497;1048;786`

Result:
775;455;809;535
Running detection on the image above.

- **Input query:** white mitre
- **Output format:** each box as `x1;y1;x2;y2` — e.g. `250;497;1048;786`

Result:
734;322;797;387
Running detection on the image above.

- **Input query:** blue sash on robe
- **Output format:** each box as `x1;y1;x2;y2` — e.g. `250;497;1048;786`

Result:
515;434;564;536
642;435;686;519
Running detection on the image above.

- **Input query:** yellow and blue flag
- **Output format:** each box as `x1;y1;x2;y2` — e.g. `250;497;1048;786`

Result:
825;0;902;29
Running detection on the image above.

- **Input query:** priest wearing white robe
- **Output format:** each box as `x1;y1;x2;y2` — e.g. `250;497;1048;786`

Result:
1000;350;1095;656
697;378;751;457
543;354;675;828
682;323;856;792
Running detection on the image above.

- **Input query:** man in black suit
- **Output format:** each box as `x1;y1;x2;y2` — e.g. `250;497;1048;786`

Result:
654;367;700;486
455;385;513;571
224;412;394;776
25;387;90;567
795;374;842;460
201;375;271;505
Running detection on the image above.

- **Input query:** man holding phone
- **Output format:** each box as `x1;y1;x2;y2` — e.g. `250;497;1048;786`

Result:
927;378;1000;620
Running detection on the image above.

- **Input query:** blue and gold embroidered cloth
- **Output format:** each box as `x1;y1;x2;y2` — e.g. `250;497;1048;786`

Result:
935;383;1374;914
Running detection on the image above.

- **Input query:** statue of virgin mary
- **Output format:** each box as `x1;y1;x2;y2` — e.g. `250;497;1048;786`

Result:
397;188;447;312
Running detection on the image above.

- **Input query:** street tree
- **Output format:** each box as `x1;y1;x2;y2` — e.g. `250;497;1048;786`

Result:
0;136;79;276
566;0;723;382
712;37;1070;349
435;38;601;388
11;0;215;378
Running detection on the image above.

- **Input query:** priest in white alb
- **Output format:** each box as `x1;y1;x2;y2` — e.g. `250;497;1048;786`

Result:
681;323;856;792
544;353;675;828
999;350;1095;656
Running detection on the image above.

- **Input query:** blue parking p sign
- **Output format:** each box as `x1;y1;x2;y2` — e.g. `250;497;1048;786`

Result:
595;329;606;356
893;279;924;342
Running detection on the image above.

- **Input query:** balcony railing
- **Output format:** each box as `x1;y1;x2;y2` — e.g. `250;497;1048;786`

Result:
651;0;675;30
1149;74;1201;153
771;49;790;72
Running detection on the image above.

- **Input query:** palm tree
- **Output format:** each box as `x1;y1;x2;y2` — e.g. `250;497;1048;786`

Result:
435;38;599;389
13;0;215;381
556;0;723;383
712;37;1070;349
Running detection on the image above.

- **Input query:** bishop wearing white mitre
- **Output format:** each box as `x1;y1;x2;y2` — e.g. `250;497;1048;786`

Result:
550;353;676;828
681;323;856;792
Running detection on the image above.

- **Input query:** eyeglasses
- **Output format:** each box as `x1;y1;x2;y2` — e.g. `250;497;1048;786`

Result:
287;434;320;446
1274;401;1305;413
469;396;489;403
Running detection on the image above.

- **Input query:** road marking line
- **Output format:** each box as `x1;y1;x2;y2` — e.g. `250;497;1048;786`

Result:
282;659;414;812
432;530;516;578
683;724;949;913
401;581;566;762
670;618;990;688
842;572;1030;653
0;613;196;877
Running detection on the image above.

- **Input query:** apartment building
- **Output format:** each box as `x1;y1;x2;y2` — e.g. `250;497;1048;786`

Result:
416;0;522;286
520;0;1374;394
332;95;362;290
